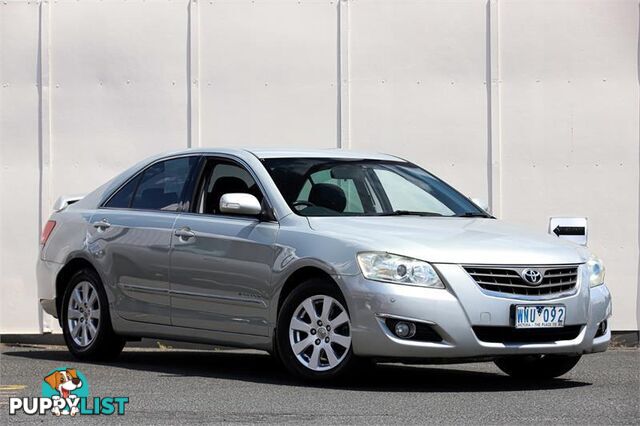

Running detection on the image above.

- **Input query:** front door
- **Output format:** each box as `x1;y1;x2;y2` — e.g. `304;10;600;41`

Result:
170;158;278;336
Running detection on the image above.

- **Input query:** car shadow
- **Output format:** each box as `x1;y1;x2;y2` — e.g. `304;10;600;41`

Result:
3;348;591;393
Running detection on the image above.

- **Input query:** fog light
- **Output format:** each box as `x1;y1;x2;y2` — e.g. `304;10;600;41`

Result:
394;321;416;339
595;320;607;338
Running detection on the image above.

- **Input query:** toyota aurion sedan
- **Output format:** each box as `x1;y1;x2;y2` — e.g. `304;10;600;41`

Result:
37;148;611;381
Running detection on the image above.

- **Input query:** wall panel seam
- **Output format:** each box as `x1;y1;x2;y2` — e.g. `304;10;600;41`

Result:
338;0;349;149
37;0;53;333
188;0;201;148
488;0;502;216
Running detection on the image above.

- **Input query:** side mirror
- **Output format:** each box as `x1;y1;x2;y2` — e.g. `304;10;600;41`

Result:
471;197;490;214
219;193;262;216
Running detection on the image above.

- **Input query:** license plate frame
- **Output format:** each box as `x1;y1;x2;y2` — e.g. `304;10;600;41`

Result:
512;305;566;329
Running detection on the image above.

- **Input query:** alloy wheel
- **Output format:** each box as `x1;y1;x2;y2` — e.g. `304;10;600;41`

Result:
289;295;351;371
67;281;101;347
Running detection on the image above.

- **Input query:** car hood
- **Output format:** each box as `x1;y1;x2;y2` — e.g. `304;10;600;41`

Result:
306;216;589;265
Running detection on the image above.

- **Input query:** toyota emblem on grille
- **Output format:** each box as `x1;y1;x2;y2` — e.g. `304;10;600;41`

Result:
522;269;543;285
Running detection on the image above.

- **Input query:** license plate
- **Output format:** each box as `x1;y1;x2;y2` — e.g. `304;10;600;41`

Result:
515;305;565;328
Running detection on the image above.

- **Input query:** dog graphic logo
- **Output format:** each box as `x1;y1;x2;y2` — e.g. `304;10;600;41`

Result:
43;368;84;416
9;367;128;416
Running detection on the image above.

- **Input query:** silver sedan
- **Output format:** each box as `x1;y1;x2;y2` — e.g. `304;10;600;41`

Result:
37;148;611;381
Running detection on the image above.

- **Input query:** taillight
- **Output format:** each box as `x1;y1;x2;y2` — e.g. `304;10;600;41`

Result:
40;220;56;246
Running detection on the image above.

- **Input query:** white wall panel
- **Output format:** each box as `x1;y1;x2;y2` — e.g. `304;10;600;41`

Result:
49;0;190;198
0;0;638;334
498;0;639;330
0;1;42;332
199;0;339;148
348;0;490;201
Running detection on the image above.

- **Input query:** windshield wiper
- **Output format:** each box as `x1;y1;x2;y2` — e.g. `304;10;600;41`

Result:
456;212;492;218
378;210;444;217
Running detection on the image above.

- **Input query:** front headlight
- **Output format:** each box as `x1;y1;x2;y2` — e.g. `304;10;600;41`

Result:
586;255;605;287
357;252;444;288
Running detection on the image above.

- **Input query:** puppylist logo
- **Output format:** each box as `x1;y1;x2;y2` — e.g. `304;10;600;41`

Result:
9;367;128;416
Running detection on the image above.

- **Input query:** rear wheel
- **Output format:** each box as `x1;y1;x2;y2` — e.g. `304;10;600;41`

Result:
61;269;125;360
495;354;582;379
276;278;357;381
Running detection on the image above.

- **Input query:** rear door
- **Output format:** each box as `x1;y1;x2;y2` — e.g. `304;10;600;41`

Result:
169;157;278;336
88;155;200;325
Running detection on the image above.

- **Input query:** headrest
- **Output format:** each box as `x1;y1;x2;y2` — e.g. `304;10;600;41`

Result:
308;183;346;212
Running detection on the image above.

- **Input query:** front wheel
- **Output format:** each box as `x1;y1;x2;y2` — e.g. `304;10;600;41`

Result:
494;354;582;379
61;269;125;360
276;278;358;381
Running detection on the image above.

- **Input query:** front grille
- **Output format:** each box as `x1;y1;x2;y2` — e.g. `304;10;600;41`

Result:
464;265;579;296
473;325;583;344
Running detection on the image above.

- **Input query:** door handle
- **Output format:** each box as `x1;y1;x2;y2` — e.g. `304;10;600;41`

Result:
93;219;111;230
174;227;195;240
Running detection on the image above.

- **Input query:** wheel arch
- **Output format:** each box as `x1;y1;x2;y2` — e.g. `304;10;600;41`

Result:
276;265;344;321
55;257;101;324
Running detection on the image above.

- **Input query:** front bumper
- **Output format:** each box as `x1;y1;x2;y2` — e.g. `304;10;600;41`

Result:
342;263;611;359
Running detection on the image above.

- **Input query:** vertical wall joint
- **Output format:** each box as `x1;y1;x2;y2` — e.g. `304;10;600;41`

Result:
487;0;502;216
188;0;201;148
338;0;350;149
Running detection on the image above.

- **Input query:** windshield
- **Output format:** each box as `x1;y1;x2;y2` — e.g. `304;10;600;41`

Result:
262;158;490;218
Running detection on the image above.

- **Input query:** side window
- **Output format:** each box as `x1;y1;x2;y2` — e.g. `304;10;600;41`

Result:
295;169;364;213
196;161;263;215
105;174;141;209
129;157;197;211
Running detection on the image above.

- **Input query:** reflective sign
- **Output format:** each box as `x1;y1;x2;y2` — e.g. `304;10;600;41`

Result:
549;217;587;246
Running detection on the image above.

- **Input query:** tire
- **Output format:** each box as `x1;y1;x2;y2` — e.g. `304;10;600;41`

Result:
494;354;582;379
276;278;358;381
61;268;125;361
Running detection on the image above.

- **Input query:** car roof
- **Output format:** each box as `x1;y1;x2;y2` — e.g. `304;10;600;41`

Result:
159;147;405;162
245;148;404;161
